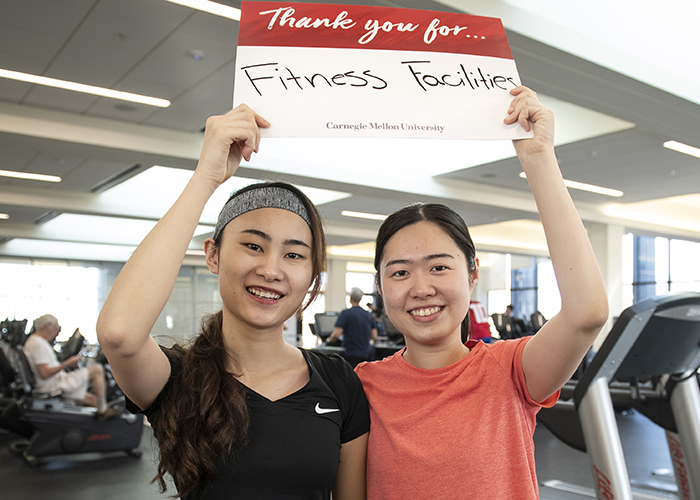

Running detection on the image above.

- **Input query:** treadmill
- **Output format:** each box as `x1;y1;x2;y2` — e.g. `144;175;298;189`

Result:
539;292;700;500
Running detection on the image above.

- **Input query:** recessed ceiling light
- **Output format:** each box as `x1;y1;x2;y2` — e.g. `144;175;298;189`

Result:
165;0;241;20
0;169;61;183
114;103;139;112
341;210;388;221
664;140;700;159
0;68;170;107
0;214;9;220
189;49;205;61
519;172;623;197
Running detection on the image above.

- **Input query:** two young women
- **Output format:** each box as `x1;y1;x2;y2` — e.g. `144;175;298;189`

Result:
97;86;608;499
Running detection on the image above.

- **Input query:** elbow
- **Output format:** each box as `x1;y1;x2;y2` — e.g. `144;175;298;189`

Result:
580;299;609;337
96;316;129;354
561;296;609;340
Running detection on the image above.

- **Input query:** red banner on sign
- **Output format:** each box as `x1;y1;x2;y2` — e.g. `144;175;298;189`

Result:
238;1;513;59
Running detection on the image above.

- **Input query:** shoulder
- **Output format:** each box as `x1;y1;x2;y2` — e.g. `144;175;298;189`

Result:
470;337;532;375
483;337;530;356
303;348;356;381
23;334;47;353
302;348;369;434
24;334;41;346
355;349;402;381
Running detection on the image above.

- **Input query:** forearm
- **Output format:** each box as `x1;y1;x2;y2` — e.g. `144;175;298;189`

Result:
328;327;343;342
38;363;66;380
97;172;217;354
521;149;608;334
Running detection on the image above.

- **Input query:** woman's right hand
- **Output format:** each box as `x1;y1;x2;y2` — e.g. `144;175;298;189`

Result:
196;104;270;189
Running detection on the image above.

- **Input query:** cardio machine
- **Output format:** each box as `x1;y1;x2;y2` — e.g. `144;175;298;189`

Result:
0;320;144;466
537;292;700;500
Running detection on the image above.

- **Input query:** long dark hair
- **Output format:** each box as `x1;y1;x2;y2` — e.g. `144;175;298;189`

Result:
374;203;477;343
152;181;327;498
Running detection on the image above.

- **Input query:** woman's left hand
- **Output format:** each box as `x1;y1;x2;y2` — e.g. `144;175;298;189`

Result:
504;86;555;159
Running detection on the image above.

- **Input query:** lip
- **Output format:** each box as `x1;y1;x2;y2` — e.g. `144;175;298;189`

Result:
408;305;444;322
246;285;285;303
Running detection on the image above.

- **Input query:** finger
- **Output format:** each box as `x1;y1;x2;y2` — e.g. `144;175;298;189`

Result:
254;111;271;130
233;108;263;155
518;108;532;132
505;99;526;124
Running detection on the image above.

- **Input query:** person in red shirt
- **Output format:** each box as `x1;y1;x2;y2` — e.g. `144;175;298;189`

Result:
468;300;492;343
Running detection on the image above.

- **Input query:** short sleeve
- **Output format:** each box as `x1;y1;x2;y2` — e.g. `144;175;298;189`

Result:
125;346;182;420
304;350;370;443
336;357;370;442
489;337;561;408
334;309;348;329
24;336;56;367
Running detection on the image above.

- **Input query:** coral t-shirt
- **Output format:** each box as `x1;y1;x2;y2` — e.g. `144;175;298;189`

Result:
355;337;559;500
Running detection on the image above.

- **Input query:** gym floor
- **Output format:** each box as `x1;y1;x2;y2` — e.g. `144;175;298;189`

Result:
0;410;675;500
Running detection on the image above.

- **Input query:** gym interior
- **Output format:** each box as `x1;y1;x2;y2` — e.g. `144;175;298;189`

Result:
1;1;700;499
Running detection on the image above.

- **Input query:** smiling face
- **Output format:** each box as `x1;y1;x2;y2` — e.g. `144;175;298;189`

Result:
205;207;314;335
379;221;478;349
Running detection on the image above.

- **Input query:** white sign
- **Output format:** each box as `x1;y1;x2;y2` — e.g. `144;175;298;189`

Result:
234;2;531;140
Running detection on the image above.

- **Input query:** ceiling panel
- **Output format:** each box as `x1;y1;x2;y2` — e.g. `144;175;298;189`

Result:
21;85;99;113
0;204;54;225
0;143;39;171
1;0;90;37
48;9;192;86
144;63;236;131
27;152;85;178
85;96;169;124
59;158;137;192
126;37;234;92
0;24;65;72
438;128;700;204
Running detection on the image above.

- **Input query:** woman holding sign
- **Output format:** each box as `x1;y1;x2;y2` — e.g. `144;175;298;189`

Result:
355;86;609;499
97;106;369;500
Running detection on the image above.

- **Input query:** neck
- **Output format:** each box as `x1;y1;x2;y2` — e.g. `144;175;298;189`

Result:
402;336;470;369
221;314;296;373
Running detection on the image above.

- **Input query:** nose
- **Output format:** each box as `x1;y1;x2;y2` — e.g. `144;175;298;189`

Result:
256;253;284;281
409;270;436;299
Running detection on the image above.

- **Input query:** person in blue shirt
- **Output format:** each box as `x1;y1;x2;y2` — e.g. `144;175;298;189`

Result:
328;288;378;367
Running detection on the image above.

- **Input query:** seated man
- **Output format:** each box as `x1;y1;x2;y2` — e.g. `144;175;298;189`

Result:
23;314;117;419
328;288;378;367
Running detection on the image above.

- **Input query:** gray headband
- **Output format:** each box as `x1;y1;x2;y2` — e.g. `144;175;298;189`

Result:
213;186;311;241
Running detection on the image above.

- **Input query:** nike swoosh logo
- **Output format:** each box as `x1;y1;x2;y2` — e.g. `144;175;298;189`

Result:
315;403;340;414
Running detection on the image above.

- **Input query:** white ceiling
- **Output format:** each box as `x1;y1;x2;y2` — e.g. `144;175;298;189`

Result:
1;0;700;264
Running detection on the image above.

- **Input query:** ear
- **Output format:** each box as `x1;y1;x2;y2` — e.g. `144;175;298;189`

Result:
204;238;219;275
469;257;480;293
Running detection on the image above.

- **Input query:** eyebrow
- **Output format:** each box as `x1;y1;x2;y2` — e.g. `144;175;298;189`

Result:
240;229;311;249
384;253;455;268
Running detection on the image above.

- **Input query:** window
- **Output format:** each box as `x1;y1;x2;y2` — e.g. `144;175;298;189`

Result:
623;234;700;305
345;272;375;308
0;260;99;343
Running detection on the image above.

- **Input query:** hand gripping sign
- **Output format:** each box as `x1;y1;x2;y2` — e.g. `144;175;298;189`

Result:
234;2;532;140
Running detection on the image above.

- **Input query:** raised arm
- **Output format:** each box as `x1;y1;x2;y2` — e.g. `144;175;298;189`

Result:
504;87;609;403
96;105;269;410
